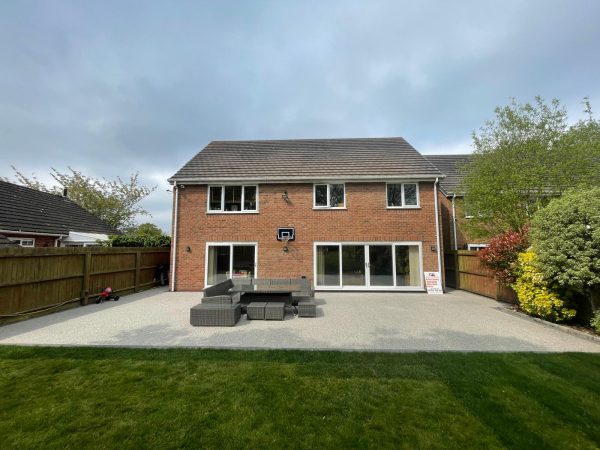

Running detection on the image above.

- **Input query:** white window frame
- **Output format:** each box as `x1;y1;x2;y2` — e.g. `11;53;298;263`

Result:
207;185;259;214
204;242;258;287
386;182;420;209
313;241;424;291
467;243;488;251
8;237;35;247
313;183;346;209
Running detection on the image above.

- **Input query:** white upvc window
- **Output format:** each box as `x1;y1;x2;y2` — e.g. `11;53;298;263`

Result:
207;185;259;213
313;183;346;209
467;243;488;251
386;183;420;208
9;238;35;247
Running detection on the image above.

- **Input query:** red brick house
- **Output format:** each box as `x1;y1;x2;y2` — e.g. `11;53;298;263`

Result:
424;155;488;251
169;137;450;292
0;180;118;247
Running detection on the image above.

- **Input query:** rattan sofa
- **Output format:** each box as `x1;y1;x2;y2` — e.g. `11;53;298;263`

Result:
249;278;314;302
190;303;241;326
190;279;242;326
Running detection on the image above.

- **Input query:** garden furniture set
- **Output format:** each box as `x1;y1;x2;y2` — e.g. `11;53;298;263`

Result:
190;278;317;326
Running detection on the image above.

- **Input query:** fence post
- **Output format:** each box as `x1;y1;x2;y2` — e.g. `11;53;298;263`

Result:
454;251;460;289
80;250;92;305
134;251;141;292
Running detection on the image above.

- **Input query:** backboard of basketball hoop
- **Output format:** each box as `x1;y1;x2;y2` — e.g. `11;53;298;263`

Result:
277;227;295;241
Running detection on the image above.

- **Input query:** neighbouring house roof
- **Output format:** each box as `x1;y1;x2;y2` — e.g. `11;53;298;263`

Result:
0;180;118;236
169;137;445;183
0;233;19;247
424;154;473;195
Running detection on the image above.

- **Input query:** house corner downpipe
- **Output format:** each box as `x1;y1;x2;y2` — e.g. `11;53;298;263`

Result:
451;193;458;251
170;182;179;292
433;178;443;288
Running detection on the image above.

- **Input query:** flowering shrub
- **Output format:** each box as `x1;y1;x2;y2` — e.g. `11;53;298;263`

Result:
479;227;529;285
591;311;600;333
514;251;576;322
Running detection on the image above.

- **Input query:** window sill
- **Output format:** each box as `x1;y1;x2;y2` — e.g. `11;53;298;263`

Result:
312;207;347;210
386;206;421;210
207;211;259;215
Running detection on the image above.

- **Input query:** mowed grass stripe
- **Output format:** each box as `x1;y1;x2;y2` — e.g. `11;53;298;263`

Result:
0;347;598;449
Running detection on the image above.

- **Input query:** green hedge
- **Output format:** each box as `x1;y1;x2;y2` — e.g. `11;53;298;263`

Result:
108;235;171;247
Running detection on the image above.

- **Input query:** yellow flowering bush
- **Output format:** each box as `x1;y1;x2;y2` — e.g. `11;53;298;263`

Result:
514;251;576;322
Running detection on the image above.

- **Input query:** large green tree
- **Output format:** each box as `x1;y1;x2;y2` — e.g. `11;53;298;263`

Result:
107;222;171;247
6;167;155;230
461;97;600;237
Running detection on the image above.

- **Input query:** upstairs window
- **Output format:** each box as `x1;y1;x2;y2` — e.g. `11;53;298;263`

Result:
387;183;419;208
208;185;258;212
314;183;345;208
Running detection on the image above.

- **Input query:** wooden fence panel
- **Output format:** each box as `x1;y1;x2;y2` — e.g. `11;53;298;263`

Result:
444;250;517;302
0;247;170;320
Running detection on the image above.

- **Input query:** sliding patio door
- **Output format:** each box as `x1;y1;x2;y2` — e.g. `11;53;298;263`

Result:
206;243;256;285
316;245;340;287
342;245;366;286
369;245;394;286
315;243;422;290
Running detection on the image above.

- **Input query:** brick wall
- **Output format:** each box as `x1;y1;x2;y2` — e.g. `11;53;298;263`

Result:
2;234;57;247
172;182;444;291
438;195;488;251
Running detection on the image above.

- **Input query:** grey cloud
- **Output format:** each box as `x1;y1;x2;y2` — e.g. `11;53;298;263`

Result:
1;0;599;231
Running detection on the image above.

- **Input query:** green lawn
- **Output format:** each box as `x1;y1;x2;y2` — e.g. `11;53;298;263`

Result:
1;347;599;449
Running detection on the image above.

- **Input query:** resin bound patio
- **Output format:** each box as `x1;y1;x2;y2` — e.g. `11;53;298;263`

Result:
1;287;599;352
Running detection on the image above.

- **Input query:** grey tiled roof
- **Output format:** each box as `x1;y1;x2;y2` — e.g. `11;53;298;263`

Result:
170;137;444;182
424;154;472;195
0;180;118;236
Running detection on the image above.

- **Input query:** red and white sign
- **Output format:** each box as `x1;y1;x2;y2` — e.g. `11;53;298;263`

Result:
424;272;443;294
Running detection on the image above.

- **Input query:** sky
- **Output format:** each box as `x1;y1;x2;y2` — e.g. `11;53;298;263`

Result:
1;0;599;232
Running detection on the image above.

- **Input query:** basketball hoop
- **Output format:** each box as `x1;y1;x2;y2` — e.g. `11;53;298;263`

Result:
277;227;294;252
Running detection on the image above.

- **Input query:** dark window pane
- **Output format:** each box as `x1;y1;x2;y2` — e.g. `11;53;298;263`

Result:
224;186;242;211
342;245;365;286
243;186;257;211
404;183;417;206
369;245;394;286
209;186;222;211
316;245;340;286
387;184;402;207
232;245;254;278
330;184;344;207
315;185;328;206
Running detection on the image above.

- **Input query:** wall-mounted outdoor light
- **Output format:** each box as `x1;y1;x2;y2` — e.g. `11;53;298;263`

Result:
186;246;192;253
430;245;437;252
282;190;290;202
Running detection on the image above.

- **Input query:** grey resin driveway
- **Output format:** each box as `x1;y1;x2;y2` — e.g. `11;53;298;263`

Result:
1;288;599;352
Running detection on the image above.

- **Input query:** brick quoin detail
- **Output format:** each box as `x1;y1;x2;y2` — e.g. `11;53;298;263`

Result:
172;182;444;291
